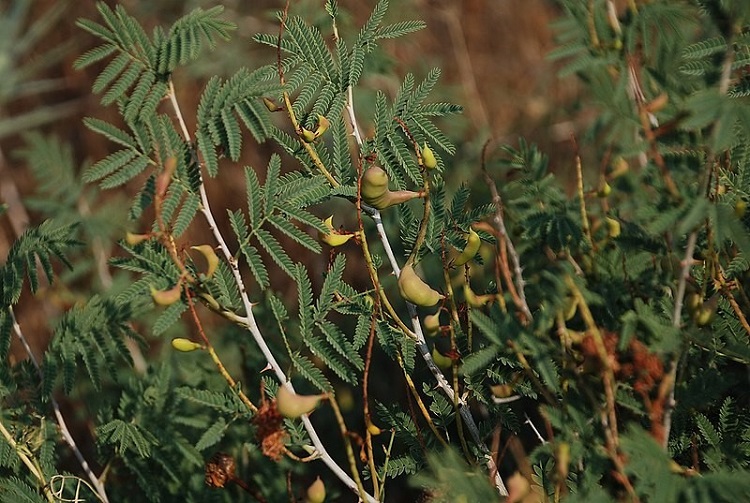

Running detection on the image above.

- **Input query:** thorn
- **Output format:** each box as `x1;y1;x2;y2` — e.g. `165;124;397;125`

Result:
260;363;273;373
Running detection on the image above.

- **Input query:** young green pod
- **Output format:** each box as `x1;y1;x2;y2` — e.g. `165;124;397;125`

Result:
597;181;612;198
314;114;330;138
431;347;453;370
318;216;354;247
151;284;182;306
262;97;283;112
366;421;382;436
463;284;491;308
735;200;747;218
423;311;441;337
361;166;421;209
276;386;324;419
191;244;219;278
125;232;149;246
299;127;317;143
171;338;203;352
454;227;481;266
421;143;437;170
305;477;326;503
605;217;621;238
398;265;442;307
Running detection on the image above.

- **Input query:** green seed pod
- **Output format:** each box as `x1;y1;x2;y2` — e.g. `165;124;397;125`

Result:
314;115;330;138
735;200;747;218
262;97;283;112
421;143;437;170
299;127;317;143
318;216;354;247
454;227;481;266
597;181;612;198
276;386;324;419
151;284;182;306
125;232;149;246
423;311;441;337
431;347;453;370
191;245;219;278
361;166;421;209
305;477;326;503
171;338;203;352
605;217;621;238
398;265;442;307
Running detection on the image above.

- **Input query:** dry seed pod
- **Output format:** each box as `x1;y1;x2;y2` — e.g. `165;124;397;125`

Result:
305;477;326;503
398;264;442;307
361;166;421;209
276;386;324;419
151;284;182;306
454;227;481;266
171;338;203;352
318;216;354;247
191;245;219;278
421;143;437;170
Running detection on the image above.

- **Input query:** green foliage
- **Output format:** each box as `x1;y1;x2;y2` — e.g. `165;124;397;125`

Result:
4;1;750;502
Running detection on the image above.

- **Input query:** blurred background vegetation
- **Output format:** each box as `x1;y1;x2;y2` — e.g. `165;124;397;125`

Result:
1;0;582;357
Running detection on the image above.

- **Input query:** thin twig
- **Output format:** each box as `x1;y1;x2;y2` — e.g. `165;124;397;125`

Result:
166;81;377;503
662;39;735;450
336;40;509;501
9;307;109;503
480;141;533;322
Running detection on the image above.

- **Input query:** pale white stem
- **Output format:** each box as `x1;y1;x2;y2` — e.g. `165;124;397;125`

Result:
168;83;377;503
343;50;508;496
9;307;109;503
525;413;547;445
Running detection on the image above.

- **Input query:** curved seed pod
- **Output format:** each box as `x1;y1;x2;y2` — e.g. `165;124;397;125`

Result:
318;216;354;247
490;383;514;398
421;143;437;170
431;347;453;370
305;477;326;503
454;227;481;266
299;127;317;143
361;166;389;201
171;338;203;352
694;307;714;326
463;284;491;308
276;386;324;418
314;114;330;138
262;97;283;112
423;311;441;337
191;245;219;278
125;232;149;246
361;166;421;209
366;421;382;436
151;284;182;306
398;265;442;307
